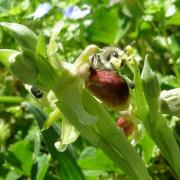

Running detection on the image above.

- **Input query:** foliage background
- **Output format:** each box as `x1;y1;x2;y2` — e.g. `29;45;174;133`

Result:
0;0;180;179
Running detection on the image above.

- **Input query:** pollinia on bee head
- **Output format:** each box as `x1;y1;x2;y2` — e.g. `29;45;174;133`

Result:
90;46;134;72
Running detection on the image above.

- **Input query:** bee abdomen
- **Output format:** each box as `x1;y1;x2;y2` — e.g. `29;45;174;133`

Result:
86;69;129;110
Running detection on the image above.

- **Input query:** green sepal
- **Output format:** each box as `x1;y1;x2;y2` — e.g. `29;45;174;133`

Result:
0;49;18;68
52;69;97;126
55;118;80;152
42;108;61;130
132;59;148;120
47;20;64;57
0;22;37;52
36;33;59;90
36;54;59;90
55;78;97;126
74;44;101;75
47;21;65;69
36;32;47;59
141;56;160;119
9;51;39;84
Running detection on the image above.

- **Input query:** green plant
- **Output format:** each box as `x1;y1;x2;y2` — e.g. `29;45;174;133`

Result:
0;20;180;180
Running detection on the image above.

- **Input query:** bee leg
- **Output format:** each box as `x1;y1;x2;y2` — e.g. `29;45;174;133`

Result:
119;73;135;89
128;81;135;89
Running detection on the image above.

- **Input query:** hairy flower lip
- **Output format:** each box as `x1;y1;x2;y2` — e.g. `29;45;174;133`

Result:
85;68;129;110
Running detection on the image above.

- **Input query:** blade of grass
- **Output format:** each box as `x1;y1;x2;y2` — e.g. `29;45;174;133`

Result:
0;96;26;104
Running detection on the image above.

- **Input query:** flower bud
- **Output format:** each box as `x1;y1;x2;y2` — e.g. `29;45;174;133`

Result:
9;52;38;84
85;68;130;110
116;117;134;136
160;88;180;118
141;57;160;117
0;22;37;51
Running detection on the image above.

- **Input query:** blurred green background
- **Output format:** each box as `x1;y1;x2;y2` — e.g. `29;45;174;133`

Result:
0;0;180;179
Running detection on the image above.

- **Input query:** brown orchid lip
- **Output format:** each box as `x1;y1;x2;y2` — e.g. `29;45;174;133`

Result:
85;68;130;110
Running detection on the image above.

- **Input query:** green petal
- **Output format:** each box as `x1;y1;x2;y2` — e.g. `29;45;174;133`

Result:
55;118;80;152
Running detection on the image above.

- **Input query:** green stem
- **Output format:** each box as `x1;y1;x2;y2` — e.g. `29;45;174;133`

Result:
133;59;180;178
98;137;139;180
54;97;140;180
0;96;26;104
151;115;180;178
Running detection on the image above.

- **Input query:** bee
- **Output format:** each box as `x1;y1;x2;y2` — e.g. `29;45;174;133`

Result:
90;46;134;72
90;47;120;71
30;86;43;99
86;47;135;110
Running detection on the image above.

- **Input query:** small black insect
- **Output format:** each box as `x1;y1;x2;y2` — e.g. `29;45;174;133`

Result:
31;86;43;98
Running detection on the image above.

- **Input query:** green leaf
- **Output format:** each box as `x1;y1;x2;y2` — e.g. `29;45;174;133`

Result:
166;11;180;25
154;115;180;177
9;51;39;84
35;33;60;89
78;147;122;174
34;154;50;180
87;7;122;44
23;102;85;180
5;171;21;180
8;140;34;175
82;170;108;179
124;0;144;18
84;91;152;179
140;132;155;165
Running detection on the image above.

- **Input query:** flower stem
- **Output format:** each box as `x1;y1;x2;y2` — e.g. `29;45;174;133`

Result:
52;70;151;180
